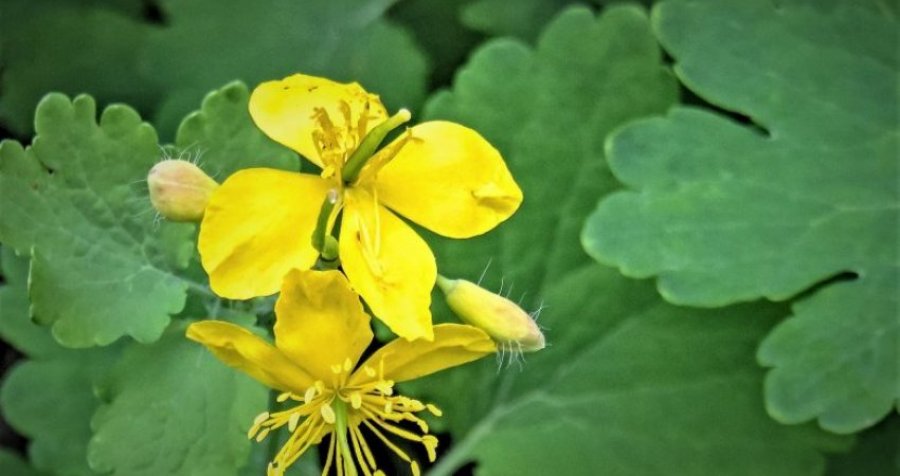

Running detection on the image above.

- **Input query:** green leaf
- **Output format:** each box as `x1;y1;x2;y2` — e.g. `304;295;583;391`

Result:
461;0;653;40
0;243;111;476
0;248;57;357
389;0;484;88
0;449;49;476
144;0;429;138
0;94;195;347
1;345;118;476
461;0;584;40
425;266;849;476
426;4;677;304
0;0;153;136
581;0;899;433
174;81;300;180
88;321;268;476
413;5;847;475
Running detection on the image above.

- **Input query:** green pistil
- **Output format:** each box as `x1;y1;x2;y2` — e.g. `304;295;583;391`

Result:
311;189;340;263
332;399;357;476
341;108;411;184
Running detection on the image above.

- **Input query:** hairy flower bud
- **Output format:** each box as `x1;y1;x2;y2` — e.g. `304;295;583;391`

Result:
147;160;218;222
436;276;545;352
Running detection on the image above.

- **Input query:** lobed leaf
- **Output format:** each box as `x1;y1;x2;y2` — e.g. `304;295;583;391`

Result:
0;94;194;347
409;5;849;475
582;0;899;433
88;321;267;476
174;81;300;180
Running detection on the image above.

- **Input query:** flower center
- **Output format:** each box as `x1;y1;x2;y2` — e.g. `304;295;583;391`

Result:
250;360;442;476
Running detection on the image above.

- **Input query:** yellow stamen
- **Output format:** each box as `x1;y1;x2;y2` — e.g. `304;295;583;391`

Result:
362;419;412;463
351;425;378;470
321;404;337;424
288;412;301;432
351;392;363;409
320;433;336;476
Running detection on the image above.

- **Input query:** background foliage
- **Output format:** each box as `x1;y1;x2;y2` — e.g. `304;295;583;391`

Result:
0;0;897;475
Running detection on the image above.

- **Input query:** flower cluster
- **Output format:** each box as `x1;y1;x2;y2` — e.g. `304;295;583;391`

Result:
171;73;544;475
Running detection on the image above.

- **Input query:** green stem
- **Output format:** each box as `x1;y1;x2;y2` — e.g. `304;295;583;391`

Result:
341;108;411;183
180;277;216;299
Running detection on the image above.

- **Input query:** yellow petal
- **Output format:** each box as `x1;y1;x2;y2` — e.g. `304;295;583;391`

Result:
339;189;435;341
371;121;522;238
199;168;329;299
350;324;496;385
274;269;374;380
249;74;388;167
186;320;315;393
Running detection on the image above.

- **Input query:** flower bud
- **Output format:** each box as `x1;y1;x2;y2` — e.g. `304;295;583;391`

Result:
147;160;218;222
436;276;545;352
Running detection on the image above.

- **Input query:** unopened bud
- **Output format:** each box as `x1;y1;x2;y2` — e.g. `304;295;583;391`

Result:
436;276;545;352
147;160;218;222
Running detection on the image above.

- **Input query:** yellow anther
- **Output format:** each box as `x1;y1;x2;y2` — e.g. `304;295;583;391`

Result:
305;387;317;403
255;427;271;442
414;419;428;433
422;435;438;462
253;412;270;426
276;392;291;403
321;404;337;424
426;404;443;417
350;392;363;409
411;460;421;476
288;412;301;432
364;366;376;377
383;401;393;414
344;357;353;372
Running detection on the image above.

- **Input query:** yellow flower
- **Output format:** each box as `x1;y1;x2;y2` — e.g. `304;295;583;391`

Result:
198;74;523;340
186;269;496;476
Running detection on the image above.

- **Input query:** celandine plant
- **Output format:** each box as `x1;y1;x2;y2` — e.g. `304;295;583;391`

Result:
152;73;544;475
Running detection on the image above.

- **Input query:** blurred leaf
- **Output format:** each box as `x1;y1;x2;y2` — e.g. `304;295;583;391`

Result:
462;0;582;39
582;0;899;433
144;0;429;138
0;0;153;136
1;335;117;476
174;82;300;181
0;241;110;476
389;0;484;88
461;0;653;40
0;448;49;476
0;248;56;357
0;94;195;347
88;321;267;476
825;416;900;476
